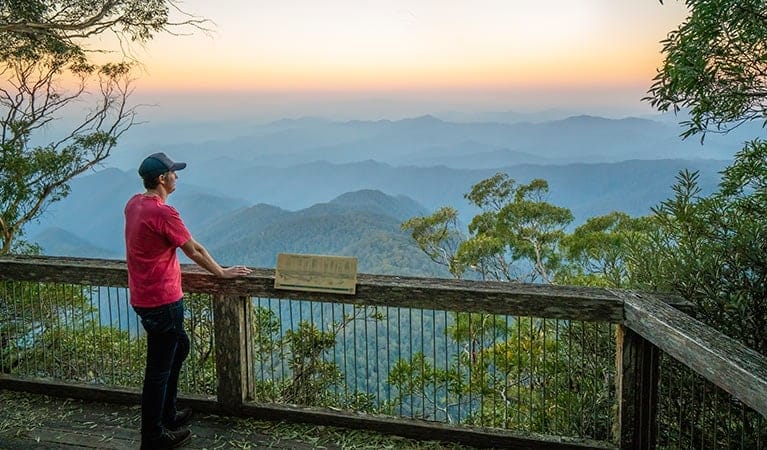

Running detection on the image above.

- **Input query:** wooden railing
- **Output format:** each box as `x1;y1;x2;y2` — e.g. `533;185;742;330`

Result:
0;255;765;449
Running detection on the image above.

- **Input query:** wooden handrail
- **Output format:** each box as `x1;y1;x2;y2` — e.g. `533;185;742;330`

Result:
0;255;689;322
619;290;767;417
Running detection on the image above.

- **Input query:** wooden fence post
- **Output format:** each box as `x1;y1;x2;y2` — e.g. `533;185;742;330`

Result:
615;324;660;449
213;295;255;412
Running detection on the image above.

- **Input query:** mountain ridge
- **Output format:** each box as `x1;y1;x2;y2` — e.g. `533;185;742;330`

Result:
22;157;729;277
130;113;743;172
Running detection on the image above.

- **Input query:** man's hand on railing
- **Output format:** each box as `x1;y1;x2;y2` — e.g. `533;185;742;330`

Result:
181;238;252;278
220;265;252;278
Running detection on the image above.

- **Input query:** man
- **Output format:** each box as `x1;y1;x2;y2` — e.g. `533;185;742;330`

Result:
125;152;252;449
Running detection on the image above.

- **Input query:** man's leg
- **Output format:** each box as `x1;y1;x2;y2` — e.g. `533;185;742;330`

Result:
135;303;179;439
162;300;190;425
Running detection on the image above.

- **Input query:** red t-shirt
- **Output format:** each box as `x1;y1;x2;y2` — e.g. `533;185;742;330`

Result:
124;194;192;308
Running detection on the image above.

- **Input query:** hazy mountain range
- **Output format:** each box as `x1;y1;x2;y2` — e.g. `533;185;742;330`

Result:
32;188;447;276
25;113;739;275
27;159;727;274
107;113;750;170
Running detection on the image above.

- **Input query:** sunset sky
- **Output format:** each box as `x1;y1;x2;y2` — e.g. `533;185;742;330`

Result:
115;1;690;120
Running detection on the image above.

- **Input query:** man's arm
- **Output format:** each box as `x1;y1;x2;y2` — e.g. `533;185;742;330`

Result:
180;237;252;278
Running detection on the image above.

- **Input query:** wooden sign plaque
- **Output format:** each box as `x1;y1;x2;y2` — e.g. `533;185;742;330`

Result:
274;253;358;295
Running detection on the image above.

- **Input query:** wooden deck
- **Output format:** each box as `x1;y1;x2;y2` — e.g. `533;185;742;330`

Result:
0;390;472;449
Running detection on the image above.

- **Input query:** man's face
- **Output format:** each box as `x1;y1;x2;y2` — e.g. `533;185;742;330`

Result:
160;171;178;194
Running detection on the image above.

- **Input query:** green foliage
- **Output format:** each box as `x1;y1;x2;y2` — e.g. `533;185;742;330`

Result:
448;313;508;345
36;321;144;386
649;0;767;139
464;172;517;210
398;173;626;438
386;318;615;438
282;321;344;405
404;172;576;283
401;207;464;277
252;305;377;412
559;212;656;287
656;357;767;449
633;146;767;354
458;173;573;283
719;138;767;199
647;0;767;420
645;4;767;443
0;1;203;254
0;282;144;386
0;281;89;373
457;173;573;283
0;1;174;60
620;145;767;447
184;293;217;394
0;57;132;254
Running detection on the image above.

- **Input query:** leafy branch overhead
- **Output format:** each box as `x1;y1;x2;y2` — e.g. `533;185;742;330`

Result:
0;0;209;59
648;0;767;139
0;1;208;255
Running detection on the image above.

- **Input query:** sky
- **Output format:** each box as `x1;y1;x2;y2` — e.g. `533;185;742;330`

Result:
98;1;690;121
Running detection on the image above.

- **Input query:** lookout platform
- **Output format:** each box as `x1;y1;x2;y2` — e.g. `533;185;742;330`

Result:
0;390;469;450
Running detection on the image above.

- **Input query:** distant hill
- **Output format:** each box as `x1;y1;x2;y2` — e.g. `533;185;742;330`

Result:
33;227;120;259
197;190;443;276
19;111;748;278
433;109;582;124
195;203;289;245
324;189;428;222
401;140;547;168
25;168;249;256
26;183;449;276
145;114;741;171
23;158;729;268
171;158;728;224
207;207;446;276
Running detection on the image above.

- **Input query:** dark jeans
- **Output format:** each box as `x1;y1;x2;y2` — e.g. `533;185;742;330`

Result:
133;299;190;438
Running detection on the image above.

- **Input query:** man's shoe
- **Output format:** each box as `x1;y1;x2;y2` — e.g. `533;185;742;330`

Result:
165;408;193;431
140;428;191;449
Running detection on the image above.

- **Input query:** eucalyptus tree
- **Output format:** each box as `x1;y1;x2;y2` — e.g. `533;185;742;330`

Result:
458;174;573;283
401;206;464;278
395;174;618;438
558;211;656;288
0;0;206;254
0;0;206;379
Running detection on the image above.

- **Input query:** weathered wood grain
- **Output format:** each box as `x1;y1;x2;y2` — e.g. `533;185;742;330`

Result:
619;290;767;417
213;295;255;411
0;256;694;320
615;325;659;450
0;255;129;287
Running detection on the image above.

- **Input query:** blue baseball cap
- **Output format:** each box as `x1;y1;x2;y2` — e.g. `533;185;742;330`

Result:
138;152;187;179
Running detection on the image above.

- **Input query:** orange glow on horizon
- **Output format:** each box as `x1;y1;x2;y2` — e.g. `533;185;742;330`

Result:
138;50;665;94
34;0;690;119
